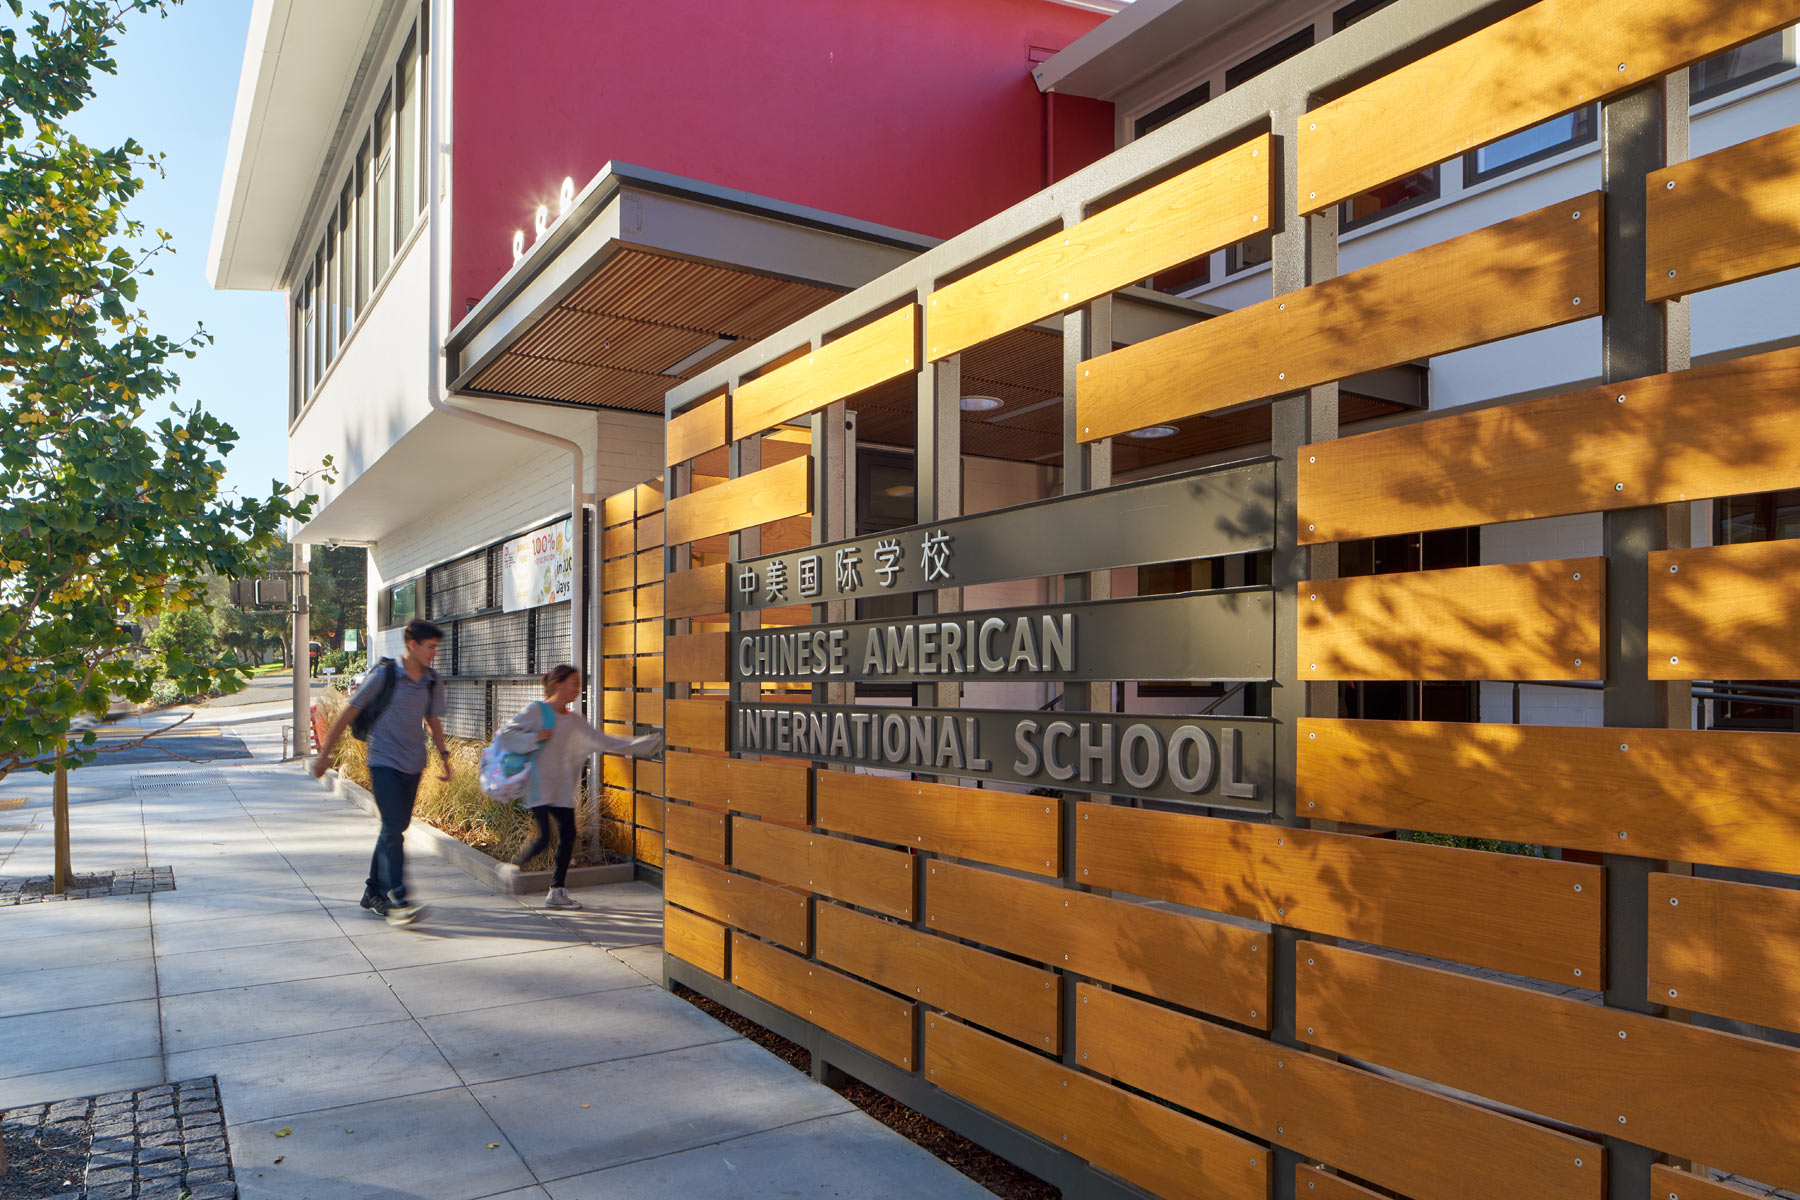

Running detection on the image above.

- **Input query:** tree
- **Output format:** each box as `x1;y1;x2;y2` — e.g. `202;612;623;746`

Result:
308;543;366;651
0;0;325;780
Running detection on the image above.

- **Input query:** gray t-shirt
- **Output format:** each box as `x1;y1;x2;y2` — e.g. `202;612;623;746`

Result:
351;660;445;775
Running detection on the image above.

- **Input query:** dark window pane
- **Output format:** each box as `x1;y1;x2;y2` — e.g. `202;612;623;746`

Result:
1226;230;1272;274
1711;488;1800;730
1691;31;1791;103
1135;82;1210;138
1341;165;1438;230
1225;26;1315;91
1333;0;1396;32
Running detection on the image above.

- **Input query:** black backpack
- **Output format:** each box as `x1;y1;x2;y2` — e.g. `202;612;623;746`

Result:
350;659;399;742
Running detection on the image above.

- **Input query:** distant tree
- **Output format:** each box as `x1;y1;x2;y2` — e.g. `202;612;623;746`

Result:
0;0;325;780
308;543;366;651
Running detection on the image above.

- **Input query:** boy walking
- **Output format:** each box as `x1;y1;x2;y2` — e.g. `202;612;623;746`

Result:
313;618;450;926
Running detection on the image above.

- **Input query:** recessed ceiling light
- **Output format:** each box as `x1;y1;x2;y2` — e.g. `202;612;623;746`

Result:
1126;425;1179;439
959;395;1003;412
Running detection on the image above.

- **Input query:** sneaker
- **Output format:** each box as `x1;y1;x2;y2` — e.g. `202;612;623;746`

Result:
496;862;522;893
359;886;390;917
385;902;426;927
544;887;581;910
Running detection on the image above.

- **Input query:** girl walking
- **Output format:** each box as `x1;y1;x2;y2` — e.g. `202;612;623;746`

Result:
497;664;661;909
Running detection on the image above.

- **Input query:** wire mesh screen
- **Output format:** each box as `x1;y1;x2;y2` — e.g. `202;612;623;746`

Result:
441;681;487;741
455;610;530;677
535;603;572;673
487;545;504;613
491;681;542;735
428;550;487;620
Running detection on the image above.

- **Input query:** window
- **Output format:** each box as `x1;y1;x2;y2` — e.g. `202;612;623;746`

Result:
1134;82;1210;139
371;88;393;281
354;137;371;312
1226;230;1272;275
1691;30;1793;103
395;30;419;234
289;7;428;411
1341;166;1439;230
1225;27;1314;91
381;578;421;629
1465;105;1596;184
1337;528;1480;721
416;5;430;212
1710;489;1800;731
1332;0;1395;31
337;179;354;338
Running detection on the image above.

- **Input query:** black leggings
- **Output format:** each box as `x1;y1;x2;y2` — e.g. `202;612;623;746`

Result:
515;805;576;887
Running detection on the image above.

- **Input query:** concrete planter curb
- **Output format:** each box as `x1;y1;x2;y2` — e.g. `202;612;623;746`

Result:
312;767;634;895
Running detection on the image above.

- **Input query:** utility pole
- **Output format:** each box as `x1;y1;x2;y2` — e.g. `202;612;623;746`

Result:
292;540;311;761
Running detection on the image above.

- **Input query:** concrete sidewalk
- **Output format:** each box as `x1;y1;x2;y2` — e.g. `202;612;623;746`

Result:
0;715;989;1199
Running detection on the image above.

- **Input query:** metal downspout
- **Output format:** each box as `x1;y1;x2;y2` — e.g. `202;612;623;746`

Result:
421;0;589;690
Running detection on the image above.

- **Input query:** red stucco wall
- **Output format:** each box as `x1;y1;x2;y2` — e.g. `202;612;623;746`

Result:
451;0;1113;311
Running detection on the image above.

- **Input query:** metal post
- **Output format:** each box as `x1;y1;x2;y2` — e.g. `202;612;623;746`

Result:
293;540;311;760
52;737;71;894
1600;70;1689;1200
1268;106;1341;1200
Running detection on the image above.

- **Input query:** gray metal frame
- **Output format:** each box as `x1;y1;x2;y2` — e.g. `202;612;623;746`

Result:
651;3;1700;1199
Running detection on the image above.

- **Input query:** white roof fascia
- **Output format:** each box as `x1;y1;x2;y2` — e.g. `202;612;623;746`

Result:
1033;0;1281;100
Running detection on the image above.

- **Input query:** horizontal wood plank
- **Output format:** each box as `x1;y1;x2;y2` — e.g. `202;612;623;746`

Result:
635;690;663;726
1078;984;1598;1200
635;792;663;834
601;490;635;528
1079;195;1600;442
601;689;633;725
635;759;663;795
664;631;728;684
664;801;726;866
600;623;634;658
928;1014;1266;1200
731;932;915;1068
664;903;728;978
633;583;663;621
927;859;1269;1028
600;589;635;626
666;392;727;467
601;658;632;691
665;563;729;619
1649;873;1800;1036
814;771;1059;876
1652;1165;1767;1200
1648;120;1800;301
1296;0;1800;212
634;548;663;586
665;455;812;546
636;655;663;694
731;307;916;441
1650;540;1800;679
633;479;664;516
634;512;664;553
635;826;664;868
664;856;808;951
731;817;913;920
602;522;636;561
1076;802;1601;985
1298;718;1800;874
665;699;728;751
819;903;1059;1050
1297;942;1800;1191
1300;558;1605;681
1296;1166;1389;1200
1299;346;1800;544
664;751;810;824
927;136;1270;361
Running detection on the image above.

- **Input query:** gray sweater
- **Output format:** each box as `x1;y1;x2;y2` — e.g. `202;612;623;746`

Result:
496;702;661;808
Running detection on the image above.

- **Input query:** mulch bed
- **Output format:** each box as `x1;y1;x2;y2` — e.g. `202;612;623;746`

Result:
675;985;1058;1200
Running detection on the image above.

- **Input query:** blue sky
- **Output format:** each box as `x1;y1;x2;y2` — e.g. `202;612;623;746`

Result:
66;1;287;503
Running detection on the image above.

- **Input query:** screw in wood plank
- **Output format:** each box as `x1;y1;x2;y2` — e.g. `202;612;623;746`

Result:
1574;884;1583;892
1574;1158;1583;1167
1574;658;1582;666
1666;180;1676;189
1572;211;1582;220
1669;989;1678;998
1670;656;1680;665
1670;564;1678;573
1670;897;1679;906
1617;394;1626;403
1574;969;1583;977
1573;572;1581;580
1668;269;1678;277
1573;297;1582;306
1618;63;1627;71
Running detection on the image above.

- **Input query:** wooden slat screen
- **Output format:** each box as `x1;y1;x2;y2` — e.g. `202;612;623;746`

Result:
926;134;1271;361
1078;195;1601;442
646;7;1800;1197
1295;0;1800;213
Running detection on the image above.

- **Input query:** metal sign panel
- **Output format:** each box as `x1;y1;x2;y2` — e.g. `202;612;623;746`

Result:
729;458;1274;612
731;703;1275;812
732;590;1273;684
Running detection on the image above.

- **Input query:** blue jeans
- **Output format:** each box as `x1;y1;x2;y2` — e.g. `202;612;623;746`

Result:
367;766;422;904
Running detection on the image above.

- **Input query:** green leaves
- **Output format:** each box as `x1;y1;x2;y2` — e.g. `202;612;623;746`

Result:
0;0;319;782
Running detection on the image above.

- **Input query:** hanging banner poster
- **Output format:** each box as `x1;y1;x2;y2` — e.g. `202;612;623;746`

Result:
502;519;574;612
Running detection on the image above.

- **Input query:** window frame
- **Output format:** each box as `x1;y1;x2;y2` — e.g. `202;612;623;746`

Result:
1690;28;1795;104
380;577;422;630
1462;104;1597;186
